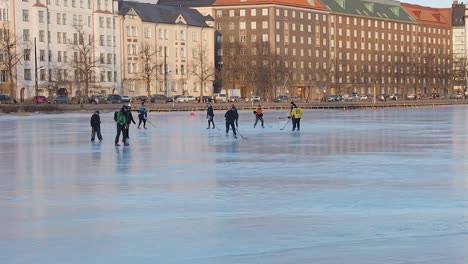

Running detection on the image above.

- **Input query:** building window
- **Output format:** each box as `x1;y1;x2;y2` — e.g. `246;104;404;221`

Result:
24;49;30;61
22;10;29;22
23;29;30;41
24;69;31;80
262;8;268;16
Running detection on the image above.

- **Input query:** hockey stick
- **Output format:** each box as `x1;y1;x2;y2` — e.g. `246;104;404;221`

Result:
280;119;290;130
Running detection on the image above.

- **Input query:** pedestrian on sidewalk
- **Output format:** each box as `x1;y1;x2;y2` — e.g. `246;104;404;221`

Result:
115;106;129;146
253;105;264;128
138;103;148;129
207;103;215;129
288;104;303;131
90;110;103;142
225;104;239;138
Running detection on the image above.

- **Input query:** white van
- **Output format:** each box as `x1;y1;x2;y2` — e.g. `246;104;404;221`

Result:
216;93;227;102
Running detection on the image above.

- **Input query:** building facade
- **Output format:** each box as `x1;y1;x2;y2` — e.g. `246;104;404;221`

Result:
212;0;329;100
3;0;121;101
119;1;215;98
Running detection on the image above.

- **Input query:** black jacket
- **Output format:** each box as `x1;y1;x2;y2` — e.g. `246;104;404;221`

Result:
225;108;239;123
90;114;100;127
207;105;214;117
125;110;136;125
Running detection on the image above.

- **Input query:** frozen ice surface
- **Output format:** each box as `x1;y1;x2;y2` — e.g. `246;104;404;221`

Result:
2;106;468;263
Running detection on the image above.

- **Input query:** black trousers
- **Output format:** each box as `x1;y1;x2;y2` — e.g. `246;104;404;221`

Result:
115;124;127;144
91;126;102;141
138;118;146;128
125;124;131;139
226;121;236;135
208;116;215;128
292;118;301;130
254;115;264;127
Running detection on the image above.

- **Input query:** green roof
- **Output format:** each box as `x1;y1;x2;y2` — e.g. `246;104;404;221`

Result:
319;0;414;23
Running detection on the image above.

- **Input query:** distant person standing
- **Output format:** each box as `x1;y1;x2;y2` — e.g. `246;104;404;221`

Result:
115;107;129;146
124;104;136;139
225;105;239;138
206;103;215;129
138;103;148;129
288;104;303;131
90;111;103;142
253;105;264;128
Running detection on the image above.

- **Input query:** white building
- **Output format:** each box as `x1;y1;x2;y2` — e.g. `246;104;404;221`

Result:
119;1;215;98
3;0;121;101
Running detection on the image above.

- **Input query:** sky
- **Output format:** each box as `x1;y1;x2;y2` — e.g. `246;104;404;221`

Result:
405;0;454;8
136;0;457;8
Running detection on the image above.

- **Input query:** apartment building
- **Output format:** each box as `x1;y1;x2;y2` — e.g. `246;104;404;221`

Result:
401;3;452;95
119;1;215;98
212;0;329;99
3;0;121;101
452;0;465;92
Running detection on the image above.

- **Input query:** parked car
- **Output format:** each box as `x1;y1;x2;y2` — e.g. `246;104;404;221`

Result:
95;94;108;104
351;93;360;101
406;94;416;100
133;95;148;103
216;94;227;102
31;95;49;104
389;94;399;100
195;95;212;103
326;95;339;102
107;94;122;104
166;96;174;102
151;94;168;103
359;95;368;101
121;95;132;102
430;93;440;99
378;94;389;101
176;95;196;103
455;93;463;99
273;95;289;103
228;96;241;102
0;94;12;104
290;96;300;102
250;96;261;103
53;95;69;104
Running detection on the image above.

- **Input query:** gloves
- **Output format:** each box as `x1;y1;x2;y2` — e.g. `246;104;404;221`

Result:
253;111;257;114
288;116;291;119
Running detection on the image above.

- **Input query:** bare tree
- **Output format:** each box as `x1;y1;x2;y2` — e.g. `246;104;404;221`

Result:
139;44;160;99
221;41;244;98
190;43;214;100
67;25;102;98
0;23;23;101
48;65;69;96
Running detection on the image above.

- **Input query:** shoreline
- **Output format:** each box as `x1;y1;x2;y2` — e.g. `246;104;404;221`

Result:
1;99;467;114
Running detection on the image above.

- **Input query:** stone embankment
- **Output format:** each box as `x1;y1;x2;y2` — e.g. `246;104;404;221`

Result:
1;99;467;114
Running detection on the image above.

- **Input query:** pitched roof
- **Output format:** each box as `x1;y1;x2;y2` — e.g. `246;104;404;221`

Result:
319;0;414;22
401;3;451;27
212;0;327;11
157;0;217;7
120;1;211;27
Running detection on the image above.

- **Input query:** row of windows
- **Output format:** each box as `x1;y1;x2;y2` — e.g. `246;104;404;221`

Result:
217;8;449;36
216;8;327;21
23;68;117;83
27;0;112;10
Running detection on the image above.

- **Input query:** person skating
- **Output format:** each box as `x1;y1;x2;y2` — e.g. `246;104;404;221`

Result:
225;105;239;138
124;104;136;139
253;105;264;128
206;103;215;129
90;110;103;142
138;103;148;129
288;104;303;131
290;101;297;111
115;107;129;146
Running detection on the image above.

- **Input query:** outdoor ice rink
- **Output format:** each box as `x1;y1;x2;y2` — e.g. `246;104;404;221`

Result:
2;106;468;264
